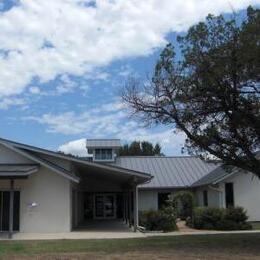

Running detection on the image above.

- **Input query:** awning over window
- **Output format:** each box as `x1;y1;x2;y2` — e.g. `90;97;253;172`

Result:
0;164;39;178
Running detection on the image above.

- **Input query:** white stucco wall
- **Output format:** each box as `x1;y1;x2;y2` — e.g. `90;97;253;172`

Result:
220;172;260;221
0;168;72;233
138;189;177;211
138;190;158;211
195;172;260;221
0;145;72;233
195;187;221;208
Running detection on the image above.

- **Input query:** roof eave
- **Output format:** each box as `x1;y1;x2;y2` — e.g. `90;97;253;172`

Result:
0;138;151;180
0;141;80;183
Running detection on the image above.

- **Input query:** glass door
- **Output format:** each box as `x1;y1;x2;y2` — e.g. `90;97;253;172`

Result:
0;191;20;232
104;195;115;218
94;194;116;219
95;195;105;218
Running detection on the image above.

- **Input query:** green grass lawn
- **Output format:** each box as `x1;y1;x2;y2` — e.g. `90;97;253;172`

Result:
250;222;260;230
0;233;260;259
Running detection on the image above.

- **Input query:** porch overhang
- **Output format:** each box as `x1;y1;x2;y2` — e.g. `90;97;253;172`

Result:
74;161;152;186
0;164;39;179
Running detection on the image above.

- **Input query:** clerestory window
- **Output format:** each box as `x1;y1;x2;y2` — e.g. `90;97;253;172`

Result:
94;149;113;161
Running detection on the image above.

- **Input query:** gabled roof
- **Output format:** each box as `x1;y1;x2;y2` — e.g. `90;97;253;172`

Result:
86;139;121;148
0;138;151;183
114;156;221;188
191;165;245;187
0;140;80;182
191;165;232;187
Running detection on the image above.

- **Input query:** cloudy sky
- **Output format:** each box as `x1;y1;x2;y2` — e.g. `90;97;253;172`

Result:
0;0;259;156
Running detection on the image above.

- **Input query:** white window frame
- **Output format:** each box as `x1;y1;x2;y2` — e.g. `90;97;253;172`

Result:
93;149;114;162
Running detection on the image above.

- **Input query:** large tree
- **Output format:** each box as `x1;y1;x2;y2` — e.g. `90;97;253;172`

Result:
122;7;260;176
119;141;163;156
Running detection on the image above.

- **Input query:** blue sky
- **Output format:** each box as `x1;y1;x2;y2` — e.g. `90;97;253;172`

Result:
0;0;259;156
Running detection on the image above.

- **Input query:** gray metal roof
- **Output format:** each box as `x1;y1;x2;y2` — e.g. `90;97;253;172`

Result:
114;156;221;188
0;137;151;183
192;165;233;187
0;164;39;178
86;139;121;148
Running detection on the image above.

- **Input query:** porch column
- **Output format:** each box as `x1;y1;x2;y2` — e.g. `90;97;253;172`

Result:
133;185;139;232
125;193;128;224
122;193;125;222
124;193;127;223
128;191;132;228
8;179;14;239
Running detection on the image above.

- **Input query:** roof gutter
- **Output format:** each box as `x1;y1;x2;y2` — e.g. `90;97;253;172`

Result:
212;168;241;185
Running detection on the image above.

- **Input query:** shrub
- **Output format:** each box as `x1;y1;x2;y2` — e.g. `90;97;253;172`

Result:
139;205;177;232
191;207;252;230
220;207;252;230
170;191;194;220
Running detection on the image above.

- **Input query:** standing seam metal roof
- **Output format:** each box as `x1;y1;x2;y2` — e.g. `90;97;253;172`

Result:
191;165;232;187
86;139;121;148
114;156;221;188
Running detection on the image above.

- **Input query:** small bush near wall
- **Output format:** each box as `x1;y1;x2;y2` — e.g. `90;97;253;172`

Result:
191;207;252;230
170;191;194;220
139;205;177;232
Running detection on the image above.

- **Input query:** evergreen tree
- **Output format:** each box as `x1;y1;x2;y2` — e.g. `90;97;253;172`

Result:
119;141;163;156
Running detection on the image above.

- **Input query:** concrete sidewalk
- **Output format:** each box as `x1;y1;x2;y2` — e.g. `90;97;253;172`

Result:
1;229;260;241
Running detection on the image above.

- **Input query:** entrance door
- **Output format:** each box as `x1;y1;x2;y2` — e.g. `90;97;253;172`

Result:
94;194;116;219
0;191;20;232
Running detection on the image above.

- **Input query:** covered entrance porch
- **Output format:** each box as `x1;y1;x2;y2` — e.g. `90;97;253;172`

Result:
72;161;151;232
75;219;132;232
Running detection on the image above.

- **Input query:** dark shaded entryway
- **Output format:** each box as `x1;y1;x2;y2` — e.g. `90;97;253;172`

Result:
0;191;20;232
74;219;132;233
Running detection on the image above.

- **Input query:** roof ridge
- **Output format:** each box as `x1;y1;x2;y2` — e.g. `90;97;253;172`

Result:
117;155;199;158
86;138;120;140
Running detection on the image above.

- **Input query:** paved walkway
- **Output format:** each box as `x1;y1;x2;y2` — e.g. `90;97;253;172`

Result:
1;229;259;240
176;220;199;232
1;220;260;240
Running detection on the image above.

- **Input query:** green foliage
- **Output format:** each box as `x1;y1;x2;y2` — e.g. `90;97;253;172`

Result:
123;6;260;176
191;207;252;230
170;191;194;220
139;206;177;232
119;141;163;156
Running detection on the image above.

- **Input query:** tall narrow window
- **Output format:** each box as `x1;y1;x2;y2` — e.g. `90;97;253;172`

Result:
203;190;208;207
225;183;234;208
158;193;170;209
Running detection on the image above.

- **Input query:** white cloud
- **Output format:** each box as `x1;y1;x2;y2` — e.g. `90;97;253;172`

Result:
0;97;26;109
58;138;89;157
55;74;78;95
24;99;186;155
58;130;186;156
29;86;41;94
0;0;257;100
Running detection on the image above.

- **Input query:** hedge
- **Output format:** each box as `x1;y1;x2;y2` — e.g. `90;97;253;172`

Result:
190;207;252;230
139;205;177;232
